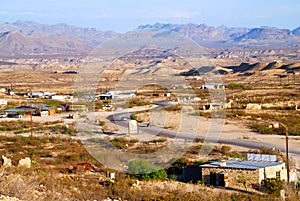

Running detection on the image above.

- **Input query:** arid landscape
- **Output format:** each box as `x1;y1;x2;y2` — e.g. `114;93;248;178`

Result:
1;1;300;200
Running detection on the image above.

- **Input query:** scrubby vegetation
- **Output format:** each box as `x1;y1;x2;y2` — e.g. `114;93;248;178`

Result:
109;137;138;149
164;104;182;111
227;82;246;89
128;98;150;108
127;159;167;180
261;178;284;196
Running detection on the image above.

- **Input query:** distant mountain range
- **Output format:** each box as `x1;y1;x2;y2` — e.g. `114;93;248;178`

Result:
137;23;300;48
0;21;300;56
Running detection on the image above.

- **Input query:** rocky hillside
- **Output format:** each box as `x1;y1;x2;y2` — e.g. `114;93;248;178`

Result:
0;21;118;45
0;30;93;56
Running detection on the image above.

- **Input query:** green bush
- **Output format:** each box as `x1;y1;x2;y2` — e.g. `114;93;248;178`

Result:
127;159;167;180
297;178;300;191
169;174;177;181
130;114;137;120
261;178;284;196
229;152;245;160
167;157;189;175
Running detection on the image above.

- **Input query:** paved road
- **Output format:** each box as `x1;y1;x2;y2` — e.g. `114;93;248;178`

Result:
107;104;300;156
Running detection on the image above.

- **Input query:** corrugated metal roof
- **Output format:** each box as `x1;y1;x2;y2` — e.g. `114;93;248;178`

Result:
200;160;284;170
3;108;30;113
3;104;56;114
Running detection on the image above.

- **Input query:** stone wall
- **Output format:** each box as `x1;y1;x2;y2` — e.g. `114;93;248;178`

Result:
201;168;260;191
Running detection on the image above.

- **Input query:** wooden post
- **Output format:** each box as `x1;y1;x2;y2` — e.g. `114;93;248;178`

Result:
128;120;130;137
30;108;34;144
285;126;290;182
279;122;289;182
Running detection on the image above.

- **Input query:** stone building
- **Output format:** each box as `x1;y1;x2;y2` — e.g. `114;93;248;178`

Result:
199;159;287;191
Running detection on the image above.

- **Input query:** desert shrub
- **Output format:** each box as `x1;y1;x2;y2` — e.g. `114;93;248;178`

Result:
193;160;206;165
14;127;25;134
227;83;245;89
261;178;284;196
0;126;8;131
260;147;278;155
185;145;202;155
289;130;300;136
110;137;138;149
250;123;274;134
193;138;204;143
50;125;77;135
167;157;189;175
237;174;248;190
169;174;177;181
4;104;16;110
221;145;232;155
128;98;149;108
229;152;246;160
151;137;167;143
164;104;182;111
127;159;167;180
98;120;106;126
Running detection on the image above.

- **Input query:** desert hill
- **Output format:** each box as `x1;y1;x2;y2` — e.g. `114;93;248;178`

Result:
0;21;118;45
0;30;92;56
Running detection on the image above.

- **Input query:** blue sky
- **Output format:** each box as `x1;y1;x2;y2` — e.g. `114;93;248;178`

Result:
1;0;299;32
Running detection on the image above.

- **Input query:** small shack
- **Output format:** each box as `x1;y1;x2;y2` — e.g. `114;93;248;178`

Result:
203;103;224;111
200;157;288;190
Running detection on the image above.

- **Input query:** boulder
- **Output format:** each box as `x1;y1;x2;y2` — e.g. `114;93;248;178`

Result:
1;155;12;167
18;157;31;168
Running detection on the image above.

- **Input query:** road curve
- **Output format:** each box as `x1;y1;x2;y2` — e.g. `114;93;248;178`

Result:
107;104;300;156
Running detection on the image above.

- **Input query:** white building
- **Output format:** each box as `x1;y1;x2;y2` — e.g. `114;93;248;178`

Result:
0;99;7;105
202;83;225;90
